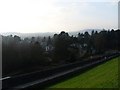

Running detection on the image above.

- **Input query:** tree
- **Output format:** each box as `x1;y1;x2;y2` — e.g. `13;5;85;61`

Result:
53;31;71;62
47;36;52;45
30;41;45;66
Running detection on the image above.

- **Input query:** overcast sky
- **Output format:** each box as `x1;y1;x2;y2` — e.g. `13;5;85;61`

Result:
0;0;119;33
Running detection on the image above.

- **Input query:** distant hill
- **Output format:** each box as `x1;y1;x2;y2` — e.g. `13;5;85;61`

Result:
1;32;55;38
1;29;102;38
69;29;102;36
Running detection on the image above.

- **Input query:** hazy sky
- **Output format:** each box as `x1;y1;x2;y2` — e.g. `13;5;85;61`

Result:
0;0;119;33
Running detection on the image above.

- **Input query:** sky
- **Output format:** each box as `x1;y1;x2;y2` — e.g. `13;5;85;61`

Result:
0;0;119;33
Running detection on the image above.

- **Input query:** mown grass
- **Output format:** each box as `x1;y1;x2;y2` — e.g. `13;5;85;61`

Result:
48;57;119;88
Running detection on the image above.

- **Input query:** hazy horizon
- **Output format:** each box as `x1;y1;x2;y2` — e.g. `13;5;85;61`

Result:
0;0;118;33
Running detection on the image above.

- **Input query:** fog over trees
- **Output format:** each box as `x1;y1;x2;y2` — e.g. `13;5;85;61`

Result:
2;29;120;76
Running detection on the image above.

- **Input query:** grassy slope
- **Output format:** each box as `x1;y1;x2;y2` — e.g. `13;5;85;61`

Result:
49;57;119;88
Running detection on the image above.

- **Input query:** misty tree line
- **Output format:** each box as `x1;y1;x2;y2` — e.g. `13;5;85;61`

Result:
2;29;120;76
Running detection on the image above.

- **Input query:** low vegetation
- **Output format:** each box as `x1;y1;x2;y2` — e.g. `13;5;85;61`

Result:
2;29;120;76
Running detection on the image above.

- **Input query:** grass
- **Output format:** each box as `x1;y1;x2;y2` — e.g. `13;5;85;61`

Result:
48;57;119;88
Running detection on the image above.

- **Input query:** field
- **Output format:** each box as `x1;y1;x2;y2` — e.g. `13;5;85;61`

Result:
49;57;119;88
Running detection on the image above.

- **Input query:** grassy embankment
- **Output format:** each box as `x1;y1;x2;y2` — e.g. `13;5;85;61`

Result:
49;57;119;88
